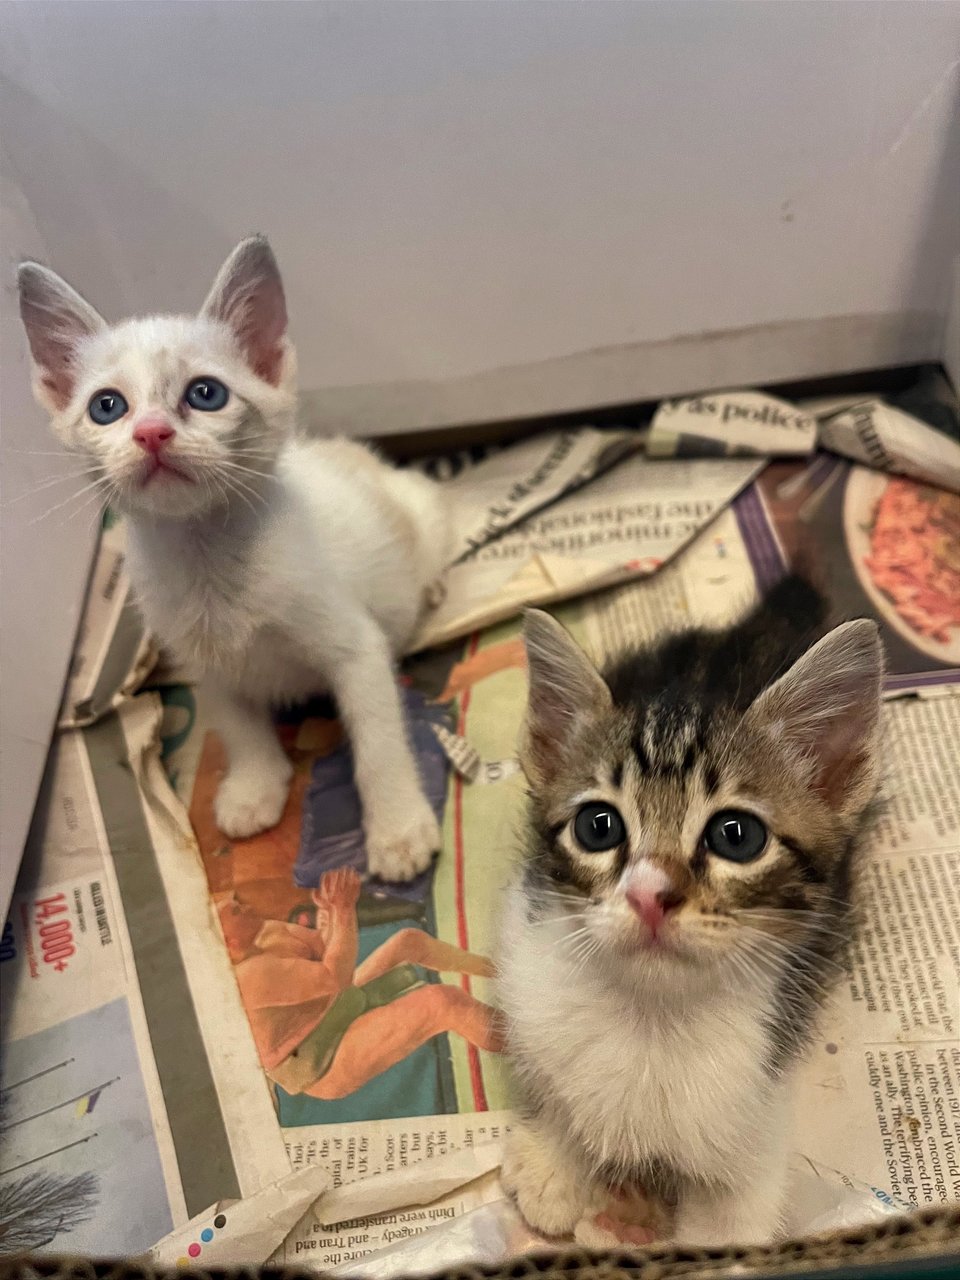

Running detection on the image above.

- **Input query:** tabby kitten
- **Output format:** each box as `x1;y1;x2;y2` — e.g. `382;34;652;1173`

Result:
498;577;883;1246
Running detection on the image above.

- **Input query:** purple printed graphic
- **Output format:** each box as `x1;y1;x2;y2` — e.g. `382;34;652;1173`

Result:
293;688;450;902
732;482;785;591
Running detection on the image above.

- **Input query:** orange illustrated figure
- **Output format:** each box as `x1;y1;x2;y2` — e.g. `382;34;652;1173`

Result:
218;869;502;1099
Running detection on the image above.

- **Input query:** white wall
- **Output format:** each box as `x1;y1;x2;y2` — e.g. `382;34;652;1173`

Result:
3;1;958;434
0;183;103;914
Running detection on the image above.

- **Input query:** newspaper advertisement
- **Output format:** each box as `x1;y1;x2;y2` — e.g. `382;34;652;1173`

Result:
2;398;958;1266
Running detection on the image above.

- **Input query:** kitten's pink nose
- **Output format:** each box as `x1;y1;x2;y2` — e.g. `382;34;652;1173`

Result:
625;863;685;937
133;417;176;454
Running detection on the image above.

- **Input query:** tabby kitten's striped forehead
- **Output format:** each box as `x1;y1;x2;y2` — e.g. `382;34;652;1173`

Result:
519;577;883;995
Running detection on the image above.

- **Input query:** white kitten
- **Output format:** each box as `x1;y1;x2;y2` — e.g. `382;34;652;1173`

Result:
18;237;451;881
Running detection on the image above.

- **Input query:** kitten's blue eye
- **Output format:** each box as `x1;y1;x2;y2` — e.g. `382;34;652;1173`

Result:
185;377;229;411
573;803;626;853
88;389;128;425
703;811;767;863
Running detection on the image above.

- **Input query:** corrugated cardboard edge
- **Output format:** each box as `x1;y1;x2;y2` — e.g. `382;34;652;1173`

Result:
2;1206;958;1280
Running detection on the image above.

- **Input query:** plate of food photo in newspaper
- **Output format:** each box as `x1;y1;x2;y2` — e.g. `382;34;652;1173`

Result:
842;466;960;666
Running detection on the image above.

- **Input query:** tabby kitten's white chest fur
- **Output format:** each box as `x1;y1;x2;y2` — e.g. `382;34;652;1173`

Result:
499;578;883;1246
19;238;451;882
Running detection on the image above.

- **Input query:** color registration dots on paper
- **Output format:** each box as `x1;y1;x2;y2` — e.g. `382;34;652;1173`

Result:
176;1213;227;1264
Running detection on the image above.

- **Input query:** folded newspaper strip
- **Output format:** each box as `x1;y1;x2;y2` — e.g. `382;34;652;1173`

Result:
647;390;818;459
57;517;158;730
817;398;960;495
647;388;960;494
437;428;641;562
146;1134;909;1274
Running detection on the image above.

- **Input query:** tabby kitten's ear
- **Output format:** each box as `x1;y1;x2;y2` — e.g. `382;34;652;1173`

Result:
521;610;611;785
744;618;883;815
17;263;106;412
201;235;288;386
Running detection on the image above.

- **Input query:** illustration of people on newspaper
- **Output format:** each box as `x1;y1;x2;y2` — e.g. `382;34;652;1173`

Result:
184;683;506;1122
217;869;502;1101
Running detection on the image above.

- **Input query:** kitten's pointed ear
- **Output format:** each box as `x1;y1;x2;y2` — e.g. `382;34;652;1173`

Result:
17;263;106;412
201;236;288;385
521;609;612;784
745;619;883;813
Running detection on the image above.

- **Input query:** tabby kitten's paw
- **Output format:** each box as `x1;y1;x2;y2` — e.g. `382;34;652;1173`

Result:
214;759;293;839
366;799;440;882
574;1183;671;1248
501;1125;585;1238
574;1215;657;1249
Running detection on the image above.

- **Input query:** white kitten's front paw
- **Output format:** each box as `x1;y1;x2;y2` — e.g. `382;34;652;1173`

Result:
215;760;293;839
501;1125;584;1238
366;799;440;882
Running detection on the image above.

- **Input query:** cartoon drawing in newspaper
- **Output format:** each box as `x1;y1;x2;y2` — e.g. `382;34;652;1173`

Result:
186;683;505;1127
217;868;501;1104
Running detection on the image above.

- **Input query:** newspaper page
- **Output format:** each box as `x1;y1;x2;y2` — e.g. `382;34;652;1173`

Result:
0;709;290;1257
584;460;960;690
416;451;763;648
736;458;959;687
3;419;958;1265
793;692;960;1209
156;664;515;1267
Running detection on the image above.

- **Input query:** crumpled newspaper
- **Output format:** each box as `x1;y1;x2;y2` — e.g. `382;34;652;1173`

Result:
147;1140;911;1276
331;1153;912;1278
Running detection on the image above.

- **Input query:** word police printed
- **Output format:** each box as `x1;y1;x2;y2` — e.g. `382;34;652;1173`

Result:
649;391;818;458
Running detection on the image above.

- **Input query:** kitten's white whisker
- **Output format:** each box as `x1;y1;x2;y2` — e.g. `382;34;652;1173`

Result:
214;469;267;516
3;448;84;457
215;462;276;485
735;918;851;955
28;474;111;526
732;937;842;994
61;485;112;529
5;469;106;504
